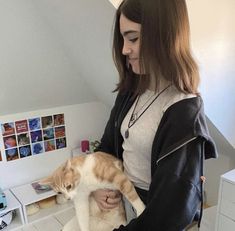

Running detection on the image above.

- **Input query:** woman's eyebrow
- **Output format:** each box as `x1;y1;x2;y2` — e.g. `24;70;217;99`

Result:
122;30;139;36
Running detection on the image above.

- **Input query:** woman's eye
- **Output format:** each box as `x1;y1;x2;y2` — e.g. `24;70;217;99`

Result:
66;185;72;191
129;38;138;43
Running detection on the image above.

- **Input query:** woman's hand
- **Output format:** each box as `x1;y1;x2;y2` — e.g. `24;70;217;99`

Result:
91;189;122;210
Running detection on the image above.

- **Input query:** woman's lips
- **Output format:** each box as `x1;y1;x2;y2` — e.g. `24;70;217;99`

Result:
129;58;138;63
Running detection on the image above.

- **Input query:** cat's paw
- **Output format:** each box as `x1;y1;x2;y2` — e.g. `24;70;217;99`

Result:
135;201;145;216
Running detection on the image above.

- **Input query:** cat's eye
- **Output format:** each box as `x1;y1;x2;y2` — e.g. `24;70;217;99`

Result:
57;191;62;194
66;185;72;191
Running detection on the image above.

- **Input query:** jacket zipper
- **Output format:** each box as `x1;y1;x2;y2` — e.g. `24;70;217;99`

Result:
156;137;197;165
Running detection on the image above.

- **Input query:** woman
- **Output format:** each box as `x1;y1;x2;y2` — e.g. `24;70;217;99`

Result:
93;0;217;230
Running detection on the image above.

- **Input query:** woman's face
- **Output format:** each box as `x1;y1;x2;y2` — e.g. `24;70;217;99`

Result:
119;13;141;74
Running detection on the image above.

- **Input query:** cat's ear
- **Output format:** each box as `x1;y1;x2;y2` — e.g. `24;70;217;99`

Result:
39;176;53;186
63;159;72;172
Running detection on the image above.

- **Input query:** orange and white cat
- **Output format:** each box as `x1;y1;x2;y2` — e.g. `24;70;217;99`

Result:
40;152;145;231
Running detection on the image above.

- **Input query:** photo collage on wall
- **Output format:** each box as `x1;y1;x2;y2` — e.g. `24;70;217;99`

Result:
1;114;66;162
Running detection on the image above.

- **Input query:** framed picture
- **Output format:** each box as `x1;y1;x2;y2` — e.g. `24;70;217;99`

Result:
6;148;19;161
1;113;67;161
44;140;55;152
28;118;41;131
19;145;32;158
42;116;53;129
32;142;44;155
54;114;64;126
3;135;17;149
15;120;28;133
1;122;15;136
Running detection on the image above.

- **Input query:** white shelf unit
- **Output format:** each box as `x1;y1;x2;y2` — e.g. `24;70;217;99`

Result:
10;183;73;225
0;189;24;231
215;169;235;230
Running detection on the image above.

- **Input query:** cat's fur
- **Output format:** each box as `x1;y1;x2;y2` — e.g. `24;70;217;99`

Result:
40;152;145;231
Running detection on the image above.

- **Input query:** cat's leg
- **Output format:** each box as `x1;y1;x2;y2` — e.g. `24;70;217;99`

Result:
109;169;145;216
73;193;90;231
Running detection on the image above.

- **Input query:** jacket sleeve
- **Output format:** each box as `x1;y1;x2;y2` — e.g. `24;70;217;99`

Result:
114;137;203;231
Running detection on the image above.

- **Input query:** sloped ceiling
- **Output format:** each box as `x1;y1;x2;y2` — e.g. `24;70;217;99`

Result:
0;0;117;116
33;0;118;105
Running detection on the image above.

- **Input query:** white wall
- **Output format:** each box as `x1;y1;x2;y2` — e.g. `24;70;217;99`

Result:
186;0;235;205
187;0;235;148
0;102;110;189
204;118;235;205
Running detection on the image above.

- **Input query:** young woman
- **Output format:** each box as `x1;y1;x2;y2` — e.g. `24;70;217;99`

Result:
93;0;217;230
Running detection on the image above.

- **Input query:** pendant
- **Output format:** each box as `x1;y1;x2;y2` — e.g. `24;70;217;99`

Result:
130;113;137;122
125;129;129;139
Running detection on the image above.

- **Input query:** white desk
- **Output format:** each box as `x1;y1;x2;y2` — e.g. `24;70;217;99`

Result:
0;189;24;230
215;169;235;230
11;183;73;224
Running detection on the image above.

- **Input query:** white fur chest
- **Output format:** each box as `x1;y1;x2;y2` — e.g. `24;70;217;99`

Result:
76;155;100;192
75;154;117;194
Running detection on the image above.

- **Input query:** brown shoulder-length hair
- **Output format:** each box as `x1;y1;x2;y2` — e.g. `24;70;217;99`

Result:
113;0;200;95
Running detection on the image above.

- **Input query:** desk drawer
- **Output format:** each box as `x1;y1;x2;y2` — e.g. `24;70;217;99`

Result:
217;214;235;231
222;181;235;201
220;181;235;220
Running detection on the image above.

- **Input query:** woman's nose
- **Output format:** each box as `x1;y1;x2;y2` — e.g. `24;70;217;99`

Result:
122;42;131;55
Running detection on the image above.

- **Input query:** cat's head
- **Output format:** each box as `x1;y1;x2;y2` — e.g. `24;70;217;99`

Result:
40;159;80;200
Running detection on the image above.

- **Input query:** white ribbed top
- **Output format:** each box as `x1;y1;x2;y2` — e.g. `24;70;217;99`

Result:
121;85;196;190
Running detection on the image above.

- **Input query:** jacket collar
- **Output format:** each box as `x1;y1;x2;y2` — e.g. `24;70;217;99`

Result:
151;96;217;162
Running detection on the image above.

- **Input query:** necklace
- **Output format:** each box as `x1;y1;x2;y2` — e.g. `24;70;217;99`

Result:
125;85;171;139
130;91;156;123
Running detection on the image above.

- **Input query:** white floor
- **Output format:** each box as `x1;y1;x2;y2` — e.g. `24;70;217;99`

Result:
9;206;217;231
13;208;75;231
188;206;217;231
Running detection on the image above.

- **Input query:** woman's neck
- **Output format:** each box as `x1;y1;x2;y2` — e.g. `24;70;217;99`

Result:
148;77;171;92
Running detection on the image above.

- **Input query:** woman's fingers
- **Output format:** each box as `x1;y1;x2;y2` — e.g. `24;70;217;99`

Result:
91;189;122;210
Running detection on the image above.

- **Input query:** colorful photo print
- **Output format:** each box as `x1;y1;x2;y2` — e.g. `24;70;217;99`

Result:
42;116;53;129
44;140;55;152
56;137;67;149
1;122;15;136
32;142;44;155
19;145;32;158
17;133;30;146
6;148;19;161
54;114;64;126
30;130;42;143
43;128;54;140
28;118;41;131
15;120;28;134
0;151;2;161
3;135;17;149
55;126;66;138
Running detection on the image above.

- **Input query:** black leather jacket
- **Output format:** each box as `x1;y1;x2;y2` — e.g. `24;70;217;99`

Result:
96;91;217;231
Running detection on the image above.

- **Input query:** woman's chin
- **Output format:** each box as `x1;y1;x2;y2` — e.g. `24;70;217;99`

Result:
131;66;141;74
